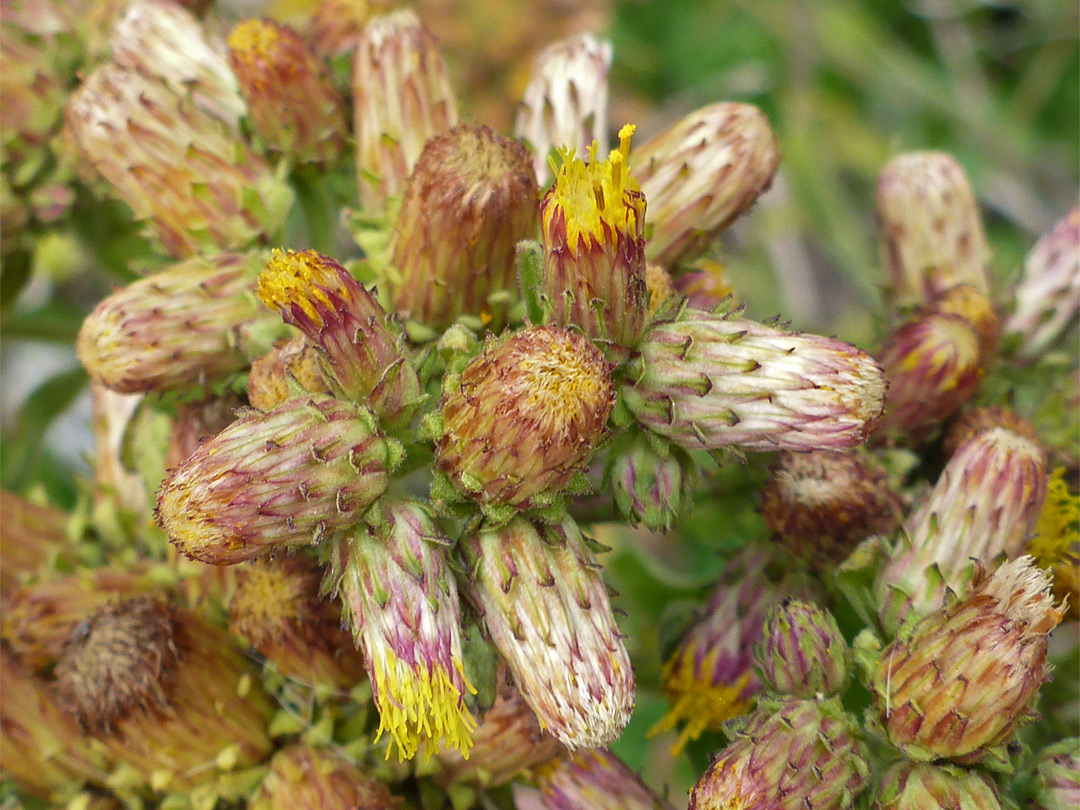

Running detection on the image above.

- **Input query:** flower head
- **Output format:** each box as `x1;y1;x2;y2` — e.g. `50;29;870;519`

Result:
436;325;614;509
331;500;475;760
541;124;648;356
157;395;393;564
534;749;676;810
463;516;634;749
1027;467;1080;618
755;599;850;699
387;124;539;332
874;557;1064;763
877;761;1005;810
250;744;404;810
632;103;780;270
227;18;348;165
624;309;886;452
258;249;421;428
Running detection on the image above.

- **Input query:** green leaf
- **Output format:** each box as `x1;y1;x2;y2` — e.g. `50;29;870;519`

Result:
515;239;546;325
1;367;88;490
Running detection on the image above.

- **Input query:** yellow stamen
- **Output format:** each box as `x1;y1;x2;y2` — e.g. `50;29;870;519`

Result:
227;19;279;63
371;648;476;762
257;249;353;326
545;124;640;255
1028;467;1079;571
647;641;753;756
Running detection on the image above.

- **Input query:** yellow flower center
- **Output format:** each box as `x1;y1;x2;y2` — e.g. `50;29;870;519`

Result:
227;19;279;63
257;249;353;327
647;640;753;756
546;124;641;254
371;647;476;762
515;327;612;428
1028;468;1079;570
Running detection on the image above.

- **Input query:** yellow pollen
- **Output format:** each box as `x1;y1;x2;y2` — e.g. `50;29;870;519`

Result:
257;249;352;326
648;641;753;756
371;648;476;762
1028;468;1079;571
516;330;611;423
546;124;641;254
227;19;280;63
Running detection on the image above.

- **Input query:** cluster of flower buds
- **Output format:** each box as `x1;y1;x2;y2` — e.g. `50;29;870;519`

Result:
9;2;1076;809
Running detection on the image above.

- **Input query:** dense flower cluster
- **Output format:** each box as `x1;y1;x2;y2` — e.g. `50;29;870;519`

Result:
1;2;1076;809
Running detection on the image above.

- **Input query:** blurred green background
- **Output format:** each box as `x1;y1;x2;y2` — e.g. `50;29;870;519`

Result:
1;0;1077;800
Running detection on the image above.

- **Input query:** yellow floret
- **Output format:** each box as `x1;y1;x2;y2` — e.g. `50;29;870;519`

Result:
257;249;352;326
648;640;753;756
1028;467;1079;570
546;124;641;254
371;647;476;762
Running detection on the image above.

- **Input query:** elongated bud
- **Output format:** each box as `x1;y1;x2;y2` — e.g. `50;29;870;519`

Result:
109;0;245;126
0;491;74;591
876;426;1048;635
514;34;612;186
871;312;983;447
874;557;1064;763
760;450;904;569
755;599;849;698
690;698;869;810
258;249;421;427
247;336;330;411
65;62;292;258
1027;467;1080;620
942;405;1040;458
649;543;810;754
1005;206;1080;360
229;556;367;690
387;125;539;331
877;761;1004;810
78;252;273;394
541;124;648;356
534;749;676;810
606;429;691;532
632;103;780;270
0;647;107;801
436;664;562;787
623;309;886;452
227;19;348;165
332;500;474;761
353;10;458;210
876;151;990;310
157;395;393;564
436;325;614;509
250;744;404;810
1032;738;1080;810
55;597;274;793
463;516;634;749
1;564;168;672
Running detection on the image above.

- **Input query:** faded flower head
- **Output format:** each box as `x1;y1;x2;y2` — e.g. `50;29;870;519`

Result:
227;18;348;165
876;151;990;311
632;102;780;270
353;9;458;210
514;33;612;186
78;252;271;394
436;325;614;509
387;124;539;332
464;516;634;750
760;449;904;569
874;556;1064;763
876;425;1048;635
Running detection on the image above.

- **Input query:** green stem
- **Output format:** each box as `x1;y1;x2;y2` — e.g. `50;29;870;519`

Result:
293;172;337;255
